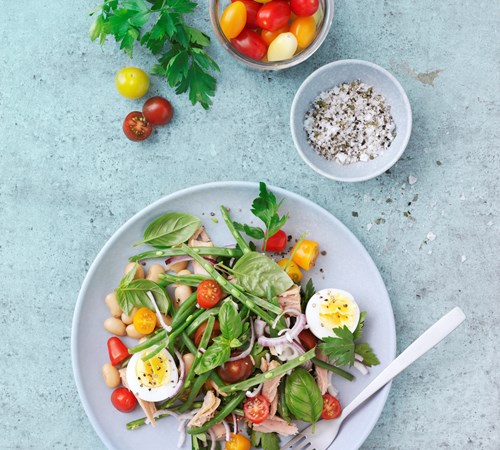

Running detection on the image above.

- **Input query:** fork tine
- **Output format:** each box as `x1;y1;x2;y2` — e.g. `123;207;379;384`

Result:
280;434;306;450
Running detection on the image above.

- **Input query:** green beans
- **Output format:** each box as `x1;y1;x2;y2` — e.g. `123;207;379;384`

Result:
141;338;167;361
158;273;210;287
312;357;354;382
185;307;221;336
177;371;211;413
181;333;197;355
232;286;283;315
219;348;316;394
128;329;167;354
129;246;243;262
126;402;203;430
186;391;246;435
220;205;251;254
209;371;225;388
171;292;198;328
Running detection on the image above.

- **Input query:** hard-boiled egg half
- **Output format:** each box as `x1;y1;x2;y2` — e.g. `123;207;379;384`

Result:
126;346;179;402
305;288;360;340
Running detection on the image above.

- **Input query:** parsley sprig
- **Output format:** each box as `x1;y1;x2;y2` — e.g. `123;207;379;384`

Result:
89;0;219;109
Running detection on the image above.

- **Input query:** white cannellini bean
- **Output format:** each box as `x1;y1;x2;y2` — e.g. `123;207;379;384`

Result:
176;269;192;276
102;363;121;388
126;324;144;339
170;260;189;273
124;262;145;279
121;307;137;325
104;292;122;318
146;263;165;283
182;353;195;373
174;285;192;306
103;317;126;336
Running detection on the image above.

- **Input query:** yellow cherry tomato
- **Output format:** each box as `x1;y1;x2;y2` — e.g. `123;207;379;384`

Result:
115;67;150;99
277;259;303;283
133;307;157;335
267;32;298;61
225;433;251;450
261;25;289;46
290;15;316;48
220;1;247;40
292;240;319;271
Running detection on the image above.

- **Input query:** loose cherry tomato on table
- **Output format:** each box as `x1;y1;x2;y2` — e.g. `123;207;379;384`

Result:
196;279;223;308
115;67;149;99
290;15;316;48
111;387;137;413
257;1;291;31
267;32;298;61
142;96;173;126
123;112;153;141
217;354;254;383
225;433;251;450
290;0;319;17
277;258;303;282
133;307;156;335
321;393;342;419
194;320;221;347
265;229;287;252
231;29;268;60
261;24;289;45
291;239;319;270
107;336;129;366
298;328;318;350
220;1;247;39
243;394;270;424
231;0;262;29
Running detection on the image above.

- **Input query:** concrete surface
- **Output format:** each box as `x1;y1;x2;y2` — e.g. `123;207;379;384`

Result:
0;0;499;449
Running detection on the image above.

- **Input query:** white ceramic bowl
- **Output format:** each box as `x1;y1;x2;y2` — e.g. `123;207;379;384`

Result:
290;59;412;182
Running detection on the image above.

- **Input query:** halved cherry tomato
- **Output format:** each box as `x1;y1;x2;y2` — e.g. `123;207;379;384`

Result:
291;239;319;270
111;387;137;413
265;229;287;252
225;433;251;450
256;1;291;31
107;337;129;366
220;1;247;39
290;0;319;17
243;394;270;424
290;15;316;48
133;307;156;335
231;29;268;60
277;258;302;283
123;111;152;142
194;320;221;347
298;328;318;350
196;279;223;308
232;0;262;29
142;96;173;126
217;354;254;383
261;24;289;45
321;393;342;419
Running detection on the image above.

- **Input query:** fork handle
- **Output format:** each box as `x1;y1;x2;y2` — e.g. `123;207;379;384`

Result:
342;307;466;419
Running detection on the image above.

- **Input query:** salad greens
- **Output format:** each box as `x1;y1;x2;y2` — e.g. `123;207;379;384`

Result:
251;431;281;450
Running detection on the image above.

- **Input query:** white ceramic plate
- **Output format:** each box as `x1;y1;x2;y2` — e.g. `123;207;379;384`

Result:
72;181;396;450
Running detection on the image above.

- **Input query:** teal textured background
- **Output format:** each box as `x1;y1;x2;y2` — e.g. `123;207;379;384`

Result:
0;0;498;449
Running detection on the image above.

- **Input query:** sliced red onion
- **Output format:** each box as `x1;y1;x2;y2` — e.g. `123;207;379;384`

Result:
165;255;193;270
232;413;239;434
254;319;268;338
272;308;302;329
327;373;340;397
222;420;231;442
228;319;255;362
208;429;217;450
354;360;369;375
246;382;263;398
146;291;172;332
258;314;306;347
177;420;187;448
354;353;364;362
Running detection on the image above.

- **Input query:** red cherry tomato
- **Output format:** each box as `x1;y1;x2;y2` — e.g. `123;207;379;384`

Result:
261;24;289;45
194;320;221;347
257;1;291;31
298;329;318;351
321;394;342;420
107;337;129;366
265;229;287;252
243;394;270;424
196;280;223;308
231;29;268;60
217;354;254;383
232;0;262;28
142;96;173;126
290;0;319;17
111;387;137;413
122;111;152;141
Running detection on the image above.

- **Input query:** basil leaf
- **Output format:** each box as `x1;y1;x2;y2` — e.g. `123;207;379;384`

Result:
219;299;242;340
195;342;231;375
285;368;323;426
115;279;169;315
136;212;201;248
232;251;293;297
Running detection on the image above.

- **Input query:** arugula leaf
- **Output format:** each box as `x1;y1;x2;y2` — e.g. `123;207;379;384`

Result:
318;326;356;367
353;311;367;341
300;278;315;310
251;431;281;450
355;342;380;367
195;342;231;375
219;299;242;341
115;279;169;315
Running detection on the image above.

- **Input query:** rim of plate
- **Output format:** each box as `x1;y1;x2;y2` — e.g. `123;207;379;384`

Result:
71;180;396;450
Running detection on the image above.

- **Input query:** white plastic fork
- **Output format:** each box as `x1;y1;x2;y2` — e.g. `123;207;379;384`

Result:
280;307;466;450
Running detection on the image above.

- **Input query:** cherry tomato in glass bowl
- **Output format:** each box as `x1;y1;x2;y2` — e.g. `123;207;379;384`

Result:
194;320;221;347
115;67;150;99
133;307;156;335
122;112;153;142
256;0;291;31
260;24;289;45
111;387;137;413
197;279;223;308
243;394;270;424
267;32;298;61
321;393;342;419
265;229;287;251
290;0;319;17
142;96;173;126
107;337;129;366
217;354;254;383
290;15;316;48
220;1;247;39
225;433;251;450
231;29;268;60
231;0;262;29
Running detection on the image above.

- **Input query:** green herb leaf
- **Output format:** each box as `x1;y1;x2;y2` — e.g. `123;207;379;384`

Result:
300;278;315;310
251;431;281;450
233;222;265;240
355;342;380;367
318;326;356;367
285;368;323;427
195;342;231;375
219;299;242;341
353;311;367;341
232;251;293;297
115;279;169;315
137;212;200;248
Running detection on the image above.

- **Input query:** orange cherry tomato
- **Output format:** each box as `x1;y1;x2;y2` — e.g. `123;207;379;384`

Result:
261;25;289;45
225;433;251;450
290;15;316;48
133;307;157;335
291;239;319;270
277;258;303;283
220;1;247;39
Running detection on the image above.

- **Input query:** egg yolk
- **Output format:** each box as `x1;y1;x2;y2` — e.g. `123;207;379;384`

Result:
319;293;357;331
136;353;169;388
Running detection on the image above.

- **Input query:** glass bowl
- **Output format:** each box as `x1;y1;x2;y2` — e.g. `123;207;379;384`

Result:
208;0;335;71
